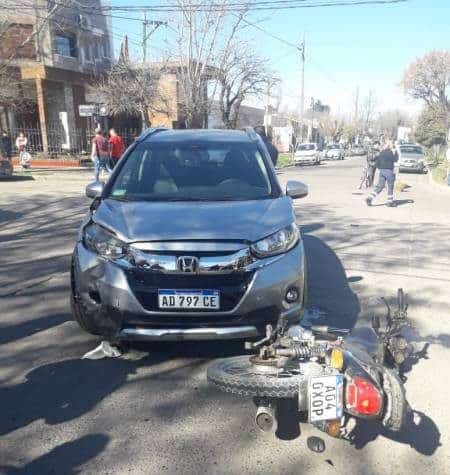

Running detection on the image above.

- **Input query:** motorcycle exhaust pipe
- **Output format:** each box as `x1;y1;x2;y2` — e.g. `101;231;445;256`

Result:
255;404;278;433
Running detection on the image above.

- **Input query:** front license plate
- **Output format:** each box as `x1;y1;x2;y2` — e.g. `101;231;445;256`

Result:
309;375;344;422
158;289;220;309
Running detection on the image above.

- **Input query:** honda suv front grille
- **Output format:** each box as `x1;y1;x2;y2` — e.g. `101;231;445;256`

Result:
125;269;254;312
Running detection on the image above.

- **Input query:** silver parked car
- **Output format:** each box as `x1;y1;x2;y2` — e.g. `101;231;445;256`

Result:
294;143;321;165
324;144;344;160
71;128;308;341
348;144;366;156
398;144;426;173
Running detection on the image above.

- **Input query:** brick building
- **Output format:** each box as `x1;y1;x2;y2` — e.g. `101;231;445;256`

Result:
0;0;113;153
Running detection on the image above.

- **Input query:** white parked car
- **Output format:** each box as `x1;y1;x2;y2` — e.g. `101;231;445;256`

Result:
294;143;321;166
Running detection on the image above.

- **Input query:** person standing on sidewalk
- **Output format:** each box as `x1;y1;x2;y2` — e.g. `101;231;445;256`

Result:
366;141;398;207
15;132;29;168
0;130;12;159
254;125;279;167
108;128;125;169
91;128;110;181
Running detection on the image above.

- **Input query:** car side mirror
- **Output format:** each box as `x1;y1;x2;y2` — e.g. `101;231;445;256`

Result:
286;180;308;199
85;181;105;199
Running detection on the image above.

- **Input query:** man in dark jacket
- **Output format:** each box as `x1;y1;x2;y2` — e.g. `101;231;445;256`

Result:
366;144;378;186
366;141;398;207
0;130;12;159
254;126;279;167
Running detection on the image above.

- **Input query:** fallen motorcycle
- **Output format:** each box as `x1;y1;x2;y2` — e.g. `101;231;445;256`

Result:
207;289;412;440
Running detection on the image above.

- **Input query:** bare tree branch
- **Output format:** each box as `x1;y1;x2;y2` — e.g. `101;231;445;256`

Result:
401;50;450;111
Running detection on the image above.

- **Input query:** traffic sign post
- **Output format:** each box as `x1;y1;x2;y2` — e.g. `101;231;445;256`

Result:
78;104;98;117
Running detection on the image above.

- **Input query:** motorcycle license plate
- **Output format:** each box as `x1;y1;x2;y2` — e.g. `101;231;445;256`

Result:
308;375;344;422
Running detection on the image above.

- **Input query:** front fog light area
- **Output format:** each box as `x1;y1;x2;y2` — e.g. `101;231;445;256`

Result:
285;286;300;303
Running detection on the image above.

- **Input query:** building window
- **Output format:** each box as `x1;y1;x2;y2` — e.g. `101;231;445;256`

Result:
84;44;92;61
103;40;110;58
54;34;77;57
98;42;105;58
92;43;99;59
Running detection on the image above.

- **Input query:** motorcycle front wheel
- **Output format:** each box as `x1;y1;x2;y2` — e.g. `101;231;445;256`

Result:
207;356;306;398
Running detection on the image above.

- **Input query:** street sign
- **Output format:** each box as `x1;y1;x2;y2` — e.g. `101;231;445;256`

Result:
78;104;97;117
98;104;109;116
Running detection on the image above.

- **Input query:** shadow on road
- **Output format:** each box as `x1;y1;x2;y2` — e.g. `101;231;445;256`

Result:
301;223;360;330
0;339;246;437
347;409;441;455
0;313;69;345
0;433;109;475
0;174;35;182
370;199;415;207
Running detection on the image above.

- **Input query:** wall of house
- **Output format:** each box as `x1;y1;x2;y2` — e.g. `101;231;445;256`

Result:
0;24;35;60
149;73;179;128
30;0;113;73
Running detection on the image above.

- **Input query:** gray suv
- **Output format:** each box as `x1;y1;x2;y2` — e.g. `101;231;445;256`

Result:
71;128;308;341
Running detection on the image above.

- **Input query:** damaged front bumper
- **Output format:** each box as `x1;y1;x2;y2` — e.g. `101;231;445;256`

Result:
71;240;306;341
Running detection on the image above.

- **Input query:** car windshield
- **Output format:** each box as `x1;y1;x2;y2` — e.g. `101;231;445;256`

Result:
400;146;422;154
297;144;315;151
108;141;273;202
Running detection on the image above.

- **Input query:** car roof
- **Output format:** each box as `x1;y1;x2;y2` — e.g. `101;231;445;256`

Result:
141;128;254;144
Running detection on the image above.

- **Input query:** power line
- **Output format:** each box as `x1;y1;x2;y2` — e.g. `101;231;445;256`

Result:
0;0;408;15
79;0;409;12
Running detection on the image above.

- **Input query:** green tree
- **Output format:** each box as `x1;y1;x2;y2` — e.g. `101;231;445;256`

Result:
415;106;448;148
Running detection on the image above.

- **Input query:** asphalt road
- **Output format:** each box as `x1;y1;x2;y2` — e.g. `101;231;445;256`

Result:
0;160;449;474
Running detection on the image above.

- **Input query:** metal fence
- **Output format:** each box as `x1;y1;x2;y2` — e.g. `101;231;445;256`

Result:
5;126;140;157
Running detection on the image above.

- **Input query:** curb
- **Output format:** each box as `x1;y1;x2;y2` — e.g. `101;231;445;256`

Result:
13;166;93;172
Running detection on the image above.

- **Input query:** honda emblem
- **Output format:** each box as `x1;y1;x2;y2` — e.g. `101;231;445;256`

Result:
177;256;199;273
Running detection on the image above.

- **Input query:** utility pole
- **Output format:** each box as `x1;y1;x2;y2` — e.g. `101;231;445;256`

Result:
142;11;147;63
354;85;359;122
141;13;167;63
299;33;305;143
354;85;360;144
264;83;271;135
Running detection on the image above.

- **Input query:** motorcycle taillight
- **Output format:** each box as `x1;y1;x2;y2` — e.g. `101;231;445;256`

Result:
345;376;383;416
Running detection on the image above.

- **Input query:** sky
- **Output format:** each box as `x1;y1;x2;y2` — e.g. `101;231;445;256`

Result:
108;0;450;119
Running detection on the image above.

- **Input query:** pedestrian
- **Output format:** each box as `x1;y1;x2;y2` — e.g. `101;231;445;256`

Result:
108;128;125;169
0;130;12;159
15;131;28;168
366;140;398;207
254;125;279;167
91;127;110;181
366;144;378;187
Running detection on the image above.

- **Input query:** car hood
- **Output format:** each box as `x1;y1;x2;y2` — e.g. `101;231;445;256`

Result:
93;197;295;243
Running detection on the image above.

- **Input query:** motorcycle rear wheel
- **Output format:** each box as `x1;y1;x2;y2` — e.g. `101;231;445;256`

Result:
207;356;305;398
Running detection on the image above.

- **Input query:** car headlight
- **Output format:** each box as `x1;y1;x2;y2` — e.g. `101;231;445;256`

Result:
251;223;300;258
83;223;127;260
